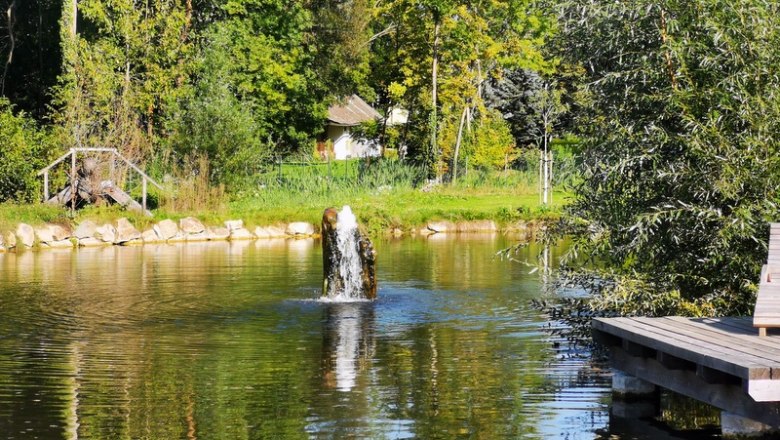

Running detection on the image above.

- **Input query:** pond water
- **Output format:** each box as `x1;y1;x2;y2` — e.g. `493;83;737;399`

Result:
0;235;717;439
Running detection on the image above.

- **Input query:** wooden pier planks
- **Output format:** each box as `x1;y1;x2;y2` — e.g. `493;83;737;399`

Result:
594;316;780;424
594;317;777;381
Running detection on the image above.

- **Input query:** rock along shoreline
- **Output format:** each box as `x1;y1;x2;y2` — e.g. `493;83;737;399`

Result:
0;217;541;253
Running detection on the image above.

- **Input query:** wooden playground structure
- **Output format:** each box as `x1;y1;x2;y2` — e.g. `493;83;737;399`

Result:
37;148;162;216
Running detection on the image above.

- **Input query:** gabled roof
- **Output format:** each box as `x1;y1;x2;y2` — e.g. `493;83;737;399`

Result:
327;95;382;126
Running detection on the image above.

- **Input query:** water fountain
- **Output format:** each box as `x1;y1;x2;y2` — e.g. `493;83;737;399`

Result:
321;206;377;300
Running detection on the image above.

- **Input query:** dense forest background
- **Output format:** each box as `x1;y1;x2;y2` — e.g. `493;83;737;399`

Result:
0;0;557;198
3;0;780;317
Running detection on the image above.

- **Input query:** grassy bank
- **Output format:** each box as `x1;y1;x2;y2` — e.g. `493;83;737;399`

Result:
0;188;566;237
0;166;569;236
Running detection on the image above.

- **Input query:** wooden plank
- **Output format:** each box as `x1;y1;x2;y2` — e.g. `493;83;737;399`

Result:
690;317;780;349
607;317;778;370
697;364;741;385
593;318;768;379
36;149;74;176
659;317;780;372
657;351;696;371
608;345;780;424
631;318;780;376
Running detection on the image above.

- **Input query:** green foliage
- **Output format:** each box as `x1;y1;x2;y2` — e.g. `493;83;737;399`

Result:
0;100;53;203
468;110;516;170
557;0;780;315
214;0;327;151
164;27;271;187
370;0;555;177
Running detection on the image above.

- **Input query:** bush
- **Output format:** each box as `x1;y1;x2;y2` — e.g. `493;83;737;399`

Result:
0;99;53;203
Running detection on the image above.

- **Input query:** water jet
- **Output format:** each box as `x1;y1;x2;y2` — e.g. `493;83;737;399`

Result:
321;206;377;300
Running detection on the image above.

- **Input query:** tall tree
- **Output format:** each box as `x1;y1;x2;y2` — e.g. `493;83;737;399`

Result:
371;0;553;178
559;0;780;315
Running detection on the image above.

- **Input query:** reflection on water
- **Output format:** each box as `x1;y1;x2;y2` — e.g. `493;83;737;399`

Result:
322;304;375;392
0;235;710;439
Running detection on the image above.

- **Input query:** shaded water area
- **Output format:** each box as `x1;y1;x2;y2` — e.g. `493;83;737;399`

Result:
0;235;719;439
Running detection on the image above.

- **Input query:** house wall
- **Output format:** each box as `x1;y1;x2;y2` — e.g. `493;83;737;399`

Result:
326;125;380;160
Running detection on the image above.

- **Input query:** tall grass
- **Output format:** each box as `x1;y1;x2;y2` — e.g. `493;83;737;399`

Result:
150;154;227;214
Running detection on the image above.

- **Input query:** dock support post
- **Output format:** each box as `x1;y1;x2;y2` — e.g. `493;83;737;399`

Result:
612;371;657;399
721;412;779;439
611;371;659;419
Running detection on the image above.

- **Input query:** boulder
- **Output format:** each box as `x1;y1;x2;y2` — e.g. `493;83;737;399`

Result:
180;217;205;234
286;222;315;236
34;225;56;243
229;228;255;240
74;220;98;239
224;219;244;231
95;223;117;243
208;227;230;241
254;226;272;239
51;224;72;241
153;219;179;240
115;218;141;244
16;223;35;247
48;239;75;249
4;231;16;249
142;229;162;243
186;231;209;242
78;237;109;247
426;221;456;233
168;232;188;243
265;225;288;238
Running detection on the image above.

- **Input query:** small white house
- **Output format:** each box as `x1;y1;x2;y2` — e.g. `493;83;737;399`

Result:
321;95;382;160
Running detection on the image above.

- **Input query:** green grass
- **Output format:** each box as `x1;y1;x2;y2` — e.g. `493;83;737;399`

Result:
0;165;570;236
0;203;71;231
225;185;568;236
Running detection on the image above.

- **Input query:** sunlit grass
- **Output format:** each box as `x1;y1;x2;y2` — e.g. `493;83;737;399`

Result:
0;163;570;236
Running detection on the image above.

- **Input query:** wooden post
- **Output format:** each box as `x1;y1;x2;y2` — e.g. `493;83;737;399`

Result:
43;170;49;202
109;151;115;183
70;149;76;216
142;176;147;212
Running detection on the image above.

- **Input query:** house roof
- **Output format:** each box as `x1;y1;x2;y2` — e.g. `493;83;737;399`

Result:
327;95;382;126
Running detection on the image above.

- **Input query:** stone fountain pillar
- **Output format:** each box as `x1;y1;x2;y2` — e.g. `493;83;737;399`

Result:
322;207;377;300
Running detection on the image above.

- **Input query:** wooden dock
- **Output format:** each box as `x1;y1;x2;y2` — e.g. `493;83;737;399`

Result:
593;316;780;427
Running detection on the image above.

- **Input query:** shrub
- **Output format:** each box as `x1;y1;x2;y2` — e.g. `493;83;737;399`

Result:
0;99;53;203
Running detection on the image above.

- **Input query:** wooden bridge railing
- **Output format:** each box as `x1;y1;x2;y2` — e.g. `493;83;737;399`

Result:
37;148;163;215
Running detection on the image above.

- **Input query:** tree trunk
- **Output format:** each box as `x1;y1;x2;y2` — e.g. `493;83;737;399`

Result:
451;106;469;184
2;1;16;96
429;20;440;181
69;0;77;36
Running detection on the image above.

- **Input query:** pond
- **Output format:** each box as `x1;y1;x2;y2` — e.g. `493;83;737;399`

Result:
0;235;717;439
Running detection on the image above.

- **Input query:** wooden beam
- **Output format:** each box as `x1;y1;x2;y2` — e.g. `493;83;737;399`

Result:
37;149;75;176
696;364;741;385
622;339;656;358
592;328;622;347
609;346;780;427
142;177;147;212
657;352;695;371
43;170;49;202
113;151;163;190
70;150;76;216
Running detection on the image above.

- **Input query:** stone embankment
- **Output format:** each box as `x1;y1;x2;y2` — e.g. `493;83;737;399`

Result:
0;217;535;252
